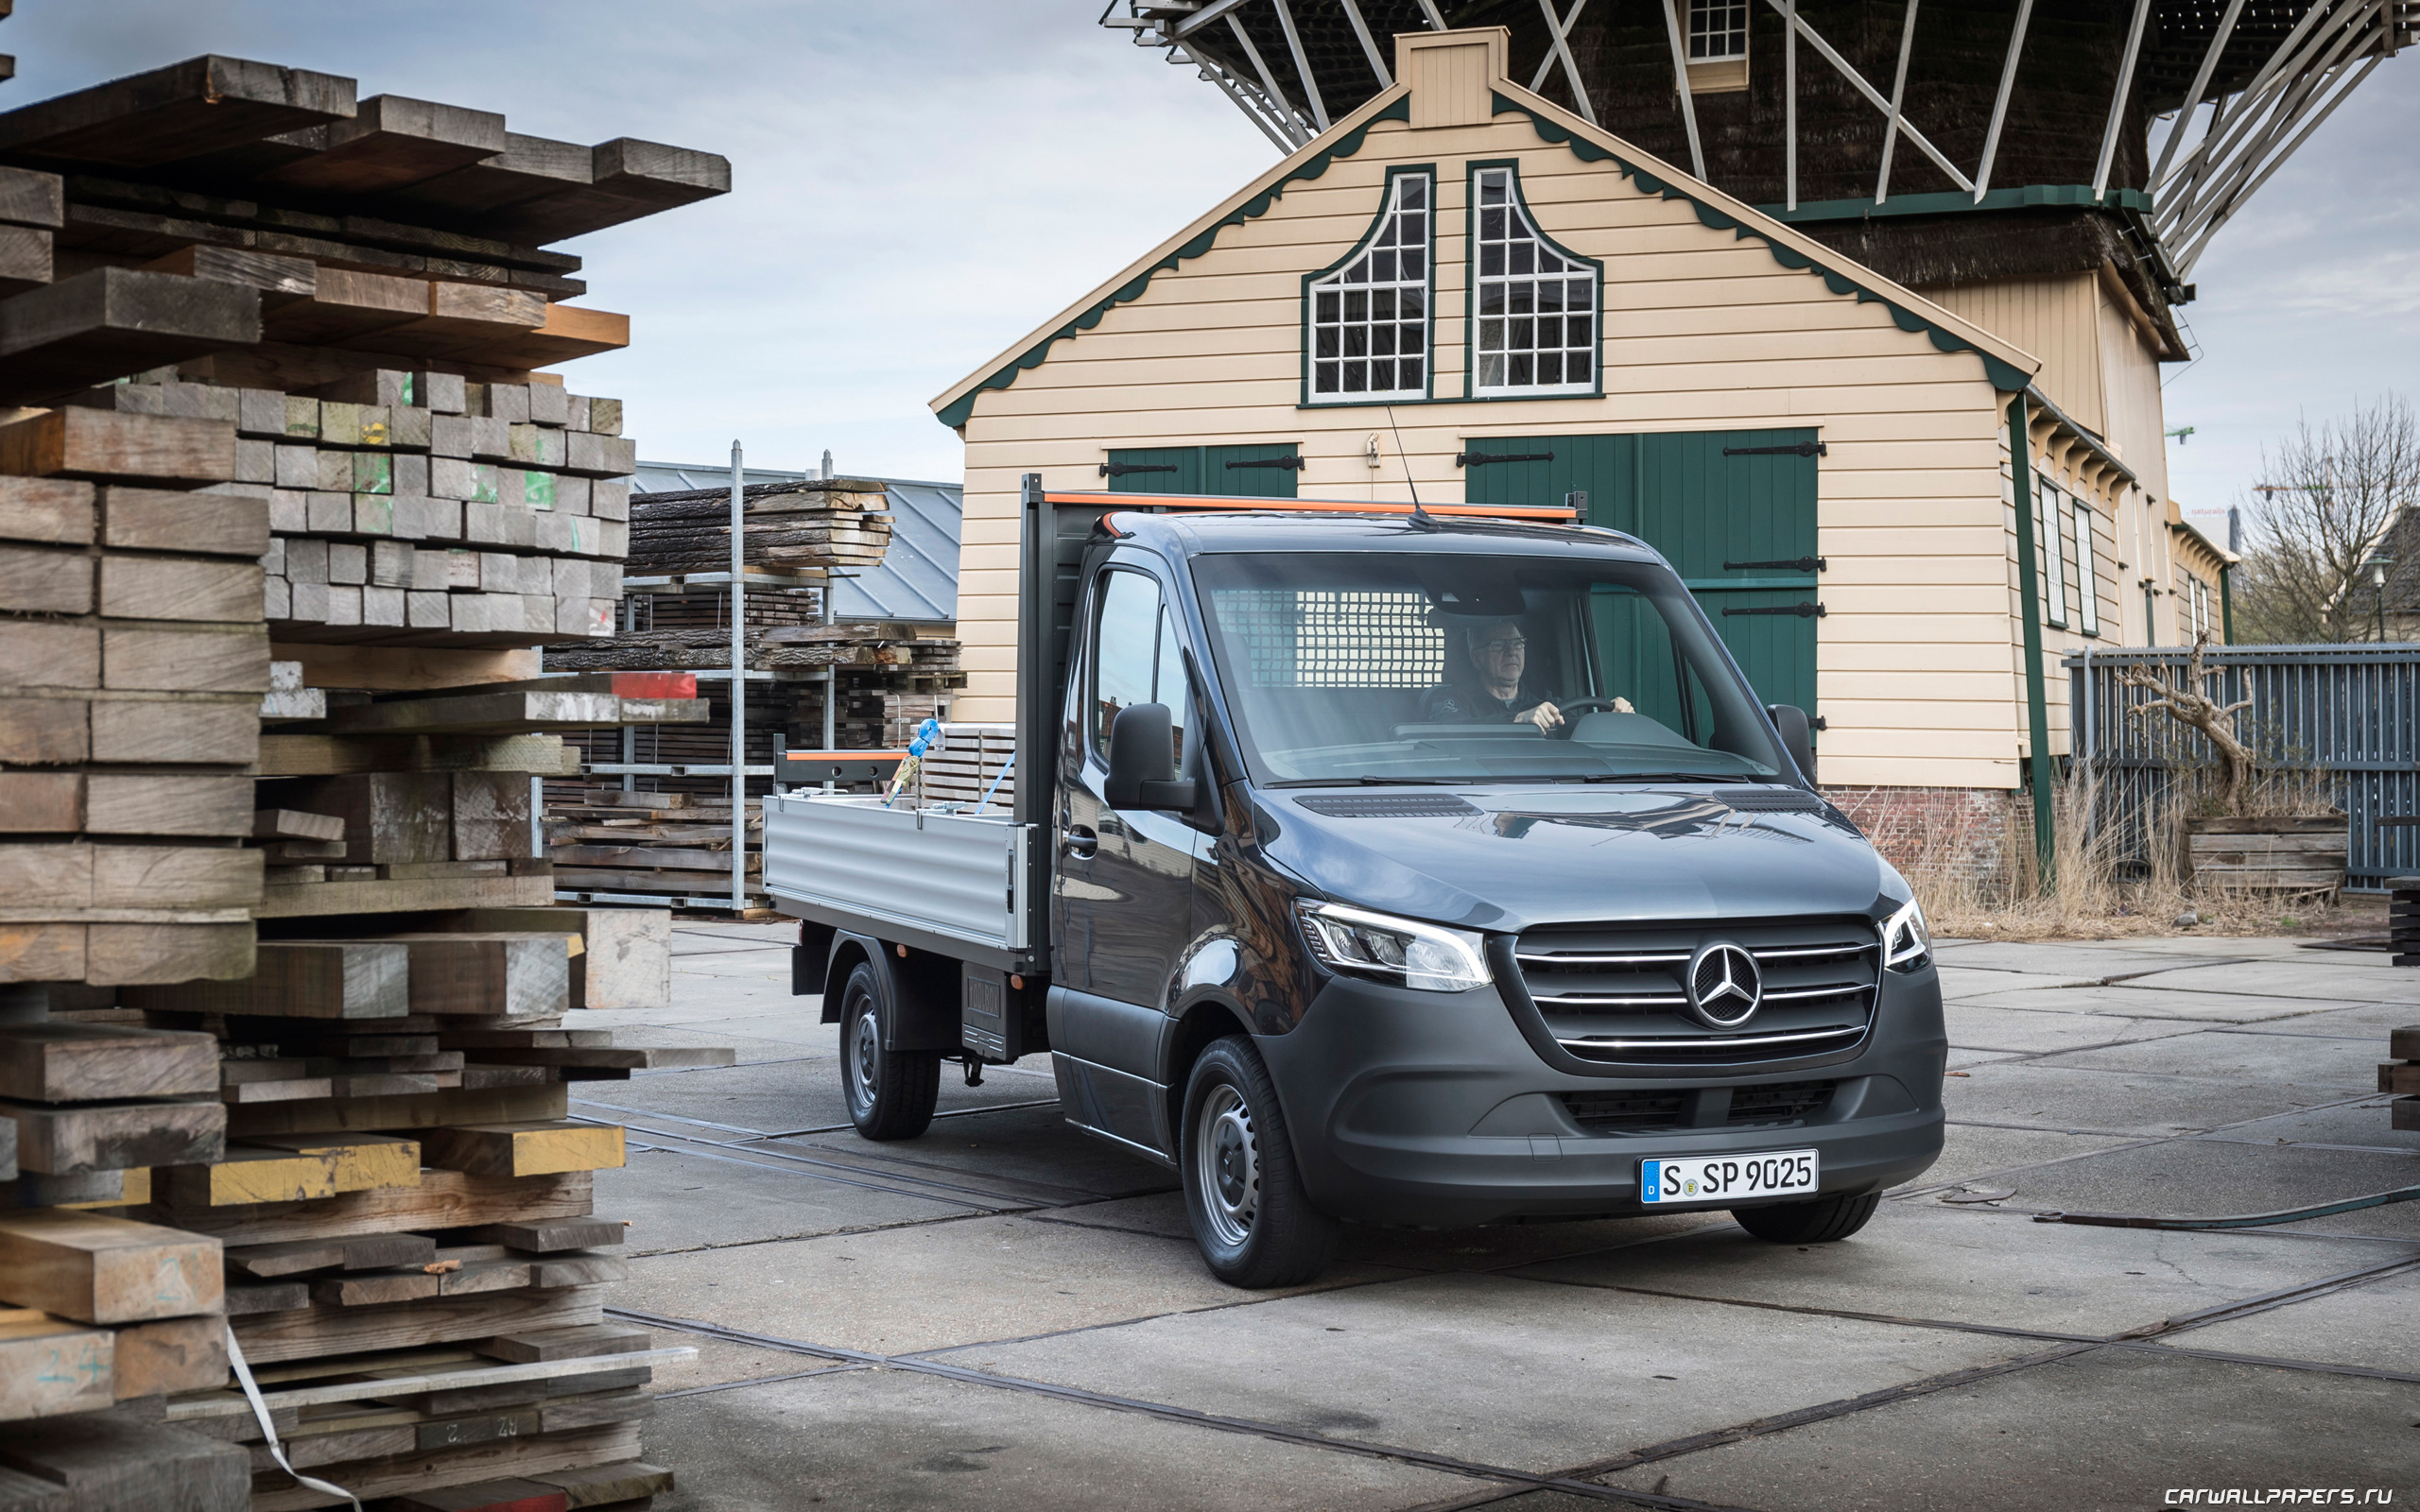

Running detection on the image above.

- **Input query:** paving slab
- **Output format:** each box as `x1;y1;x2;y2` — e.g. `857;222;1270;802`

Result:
574;1055;1050;1139
1510;1197;2395;1337
2031;1028;2382;1087
1943;1060;2345;1136
1944;1004;2203;1054
2166;1263;2420;1373
1595;1346;2418;1511
649;1335;855;1394
1935;967;2104;1001
1927;943;2222;977
2110;958;2420;1003
617;1208;1389;1356
959;1271;2034;1474
2221;1001;2420;1039
2201;1098;2418;1153
2003;1138;2420;1241
598;1145;976;1254
1893;1123;2141;1191
647;1366;1478;1512
1953;985;2368;1022
775;1105;1176;1202
606;1023;815;1064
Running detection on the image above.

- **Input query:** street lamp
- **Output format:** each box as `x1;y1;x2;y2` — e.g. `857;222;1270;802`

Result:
2372;558;2393;642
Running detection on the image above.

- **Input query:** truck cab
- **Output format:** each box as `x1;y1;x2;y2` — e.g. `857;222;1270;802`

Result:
769;479;1945;1287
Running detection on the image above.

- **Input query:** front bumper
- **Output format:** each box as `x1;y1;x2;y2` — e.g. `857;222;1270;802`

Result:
1255;966;1946;1228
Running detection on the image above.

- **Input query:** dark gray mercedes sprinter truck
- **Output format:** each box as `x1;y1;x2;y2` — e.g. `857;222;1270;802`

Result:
767;477;1945;1287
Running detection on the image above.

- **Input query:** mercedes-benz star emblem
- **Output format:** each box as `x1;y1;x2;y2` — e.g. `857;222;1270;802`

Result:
1685;942;1763;1029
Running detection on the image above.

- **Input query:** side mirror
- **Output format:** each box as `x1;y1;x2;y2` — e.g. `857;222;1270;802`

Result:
1103;702;1199;812
1767;703;1816;782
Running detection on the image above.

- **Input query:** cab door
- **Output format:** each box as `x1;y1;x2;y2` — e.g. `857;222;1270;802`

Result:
1052;563;1204;1151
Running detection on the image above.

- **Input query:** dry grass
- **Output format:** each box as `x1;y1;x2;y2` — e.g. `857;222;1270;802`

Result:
1908;768;2342;943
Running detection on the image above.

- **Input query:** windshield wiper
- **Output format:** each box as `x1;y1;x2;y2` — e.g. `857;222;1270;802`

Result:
1574;772;1764;784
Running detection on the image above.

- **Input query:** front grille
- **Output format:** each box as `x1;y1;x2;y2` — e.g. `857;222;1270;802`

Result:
1560;1090;1690;1131
1726;1079;1837;1125
1513;916;1878;1067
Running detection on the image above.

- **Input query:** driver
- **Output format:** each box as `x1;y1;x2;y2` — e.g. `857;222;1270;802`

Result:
1419;619;1566;730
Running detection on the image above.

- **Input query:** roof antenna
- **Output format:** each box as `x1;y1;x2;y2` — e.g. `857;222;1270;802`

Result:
1385;404;1439;530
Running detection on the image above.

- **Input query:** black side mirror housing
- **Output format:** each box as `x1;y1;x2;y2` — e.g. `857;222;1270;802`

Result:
1767;702;1816;783
1103;702;1199;812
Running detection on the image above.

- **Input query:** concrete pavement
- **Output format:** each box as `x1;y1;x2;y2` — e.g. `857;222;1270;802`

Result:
571;925;2418;1510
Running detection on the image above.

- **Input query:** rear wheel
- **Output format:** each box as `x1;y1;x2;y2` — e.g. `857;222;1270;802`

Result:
1732;1190;1880;1244
1181;1037;1336;1288
839;962;939;1141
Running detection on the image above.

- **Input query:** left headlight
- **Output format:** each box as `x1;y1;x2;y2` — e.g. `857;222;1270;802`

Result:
1294;901;1493;993
1882;897;1931;973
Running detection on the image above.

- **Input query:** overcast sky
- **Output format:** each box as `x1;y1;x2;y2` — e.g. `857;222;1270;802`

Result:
16;3;2416;526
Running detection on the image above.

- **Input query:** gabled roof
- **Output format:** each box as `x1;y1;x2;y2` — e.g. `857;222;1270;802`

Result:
931;43;2038;430
631;461;960;624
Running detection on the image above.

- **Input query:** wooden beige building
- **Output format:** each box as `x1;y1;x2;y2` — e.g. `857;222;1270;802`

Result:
930;27;2222;840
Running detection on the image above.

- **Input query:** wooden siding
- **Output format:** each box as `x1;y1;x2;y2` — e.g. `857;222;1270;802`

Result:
947;56;2042;792
1921;275;2104;438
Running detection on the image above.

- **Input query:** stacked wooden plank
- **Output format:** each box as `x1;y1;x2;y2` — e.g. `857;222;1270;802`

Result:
0;406;264;989
0;50;729;1512
2389;874;2419;967
2385;1022;2420;1133
544;790;763;910
70;369;632;646
622;476;891;578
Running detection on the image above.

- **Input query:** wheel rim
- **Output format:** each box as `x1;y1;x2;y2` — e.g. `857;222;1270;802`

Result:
846;1001;880;1113
1194;1083;1258;1249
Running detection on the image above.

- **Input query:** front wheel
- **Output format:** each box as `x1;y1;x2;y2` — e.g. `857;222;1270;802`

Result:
839;962;939;1141
1732;1190;1880;1244
1181;1037;1337;1288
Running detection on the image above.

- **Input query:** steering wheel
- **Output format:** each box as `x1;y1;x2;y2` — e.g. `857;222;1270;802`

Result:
1543;696;1625;738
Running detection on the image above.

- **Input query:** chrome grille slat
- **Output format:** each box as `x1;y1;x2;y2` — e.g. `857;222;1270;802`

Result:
1515;914;1879;1067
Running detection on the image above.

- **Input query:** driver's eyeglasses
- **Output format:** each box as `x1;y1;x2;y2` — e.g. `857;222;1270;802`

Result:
1478;637;1528;654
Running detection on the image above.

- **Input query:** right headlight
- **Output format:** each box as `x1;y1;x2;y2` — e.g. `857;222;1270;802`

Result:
1882;897;1931;973
1294;901;1492;993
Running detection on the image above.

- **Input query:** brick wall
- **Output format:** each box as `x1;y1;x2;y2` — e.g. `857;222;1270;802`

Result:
1822;783;2032;885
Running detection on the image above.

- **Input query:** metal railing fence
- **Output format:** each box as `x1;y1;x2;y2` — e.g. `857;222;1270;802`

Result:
2063;644;2420;891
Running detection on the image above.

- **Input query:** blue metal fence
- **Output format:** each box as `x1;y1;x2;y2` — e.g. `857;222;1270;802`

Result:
2063;644;2420;891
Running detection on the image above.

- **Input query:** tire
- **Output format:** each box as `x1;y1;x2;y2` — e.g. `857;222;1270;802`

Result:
1731;1190;1881;1244
838;962;940;1141
1180;1036;1338;1288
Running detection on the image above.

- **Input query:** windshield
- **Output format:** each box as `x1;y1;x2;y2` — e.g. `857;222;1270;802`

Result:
1190;550;1788;786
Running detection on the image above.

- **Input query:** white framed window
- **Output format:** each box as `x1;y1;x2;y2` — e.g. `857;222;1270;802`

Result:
2191;577;2210;637
2071;500;2100;636
1688;0;1750;61
1470;165;1599;397
2037;479;2068;629
1306;171;1431;403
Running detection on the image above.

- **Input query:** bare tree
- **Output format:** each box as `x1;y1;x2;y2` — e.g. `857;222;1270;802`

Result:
2118;631;2255;813
2230;393;2419;644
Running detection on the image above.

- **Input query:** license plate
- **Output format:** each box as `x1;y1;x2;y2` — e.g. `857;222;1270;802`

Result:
1640;1149;1819;1205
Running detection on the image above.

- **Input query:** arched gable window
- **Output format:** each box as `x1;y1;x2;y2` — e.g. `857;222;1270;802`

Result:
1305;169;1432;404
1469;163;1601;398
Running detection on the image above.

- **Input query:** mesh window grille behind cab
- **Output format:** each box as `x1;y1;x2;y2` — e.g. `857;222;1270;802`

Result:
1212;589;1444;687
1309;175;1430;399
1474;169;1596;395
1689;0;1749;60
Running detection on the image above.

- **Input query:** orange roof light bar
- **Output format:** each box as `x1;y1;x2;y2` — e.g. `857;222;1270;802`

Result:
1044;490;1578;523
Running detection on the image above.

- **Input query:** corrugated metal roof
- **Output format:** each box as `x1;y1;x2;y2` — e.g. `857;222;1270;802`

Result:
631;461;960;624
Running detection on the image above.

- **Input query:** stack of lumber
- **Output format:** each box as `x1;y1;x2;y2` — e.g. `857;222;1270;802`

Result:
2389;873;2419;967
0;406;264;988
71;369;631;646
622;477;890;578
0;50;729;1512
544;790;763;910
2383;1022;2420;1133
117;908;720;1509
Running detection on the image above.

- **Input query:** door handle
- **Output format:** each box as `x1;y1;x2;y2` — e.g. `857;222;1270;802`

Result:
1062;826;1098;859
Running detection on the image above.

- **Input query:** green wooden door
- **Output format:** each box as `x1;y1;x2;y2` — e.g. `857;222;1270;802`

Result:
1458;430;1822;714
1103;444;1302;499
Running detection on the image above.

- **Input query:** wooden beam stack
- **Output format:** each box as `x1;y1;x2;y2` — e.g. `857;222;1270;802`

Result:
0;48;728;1512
